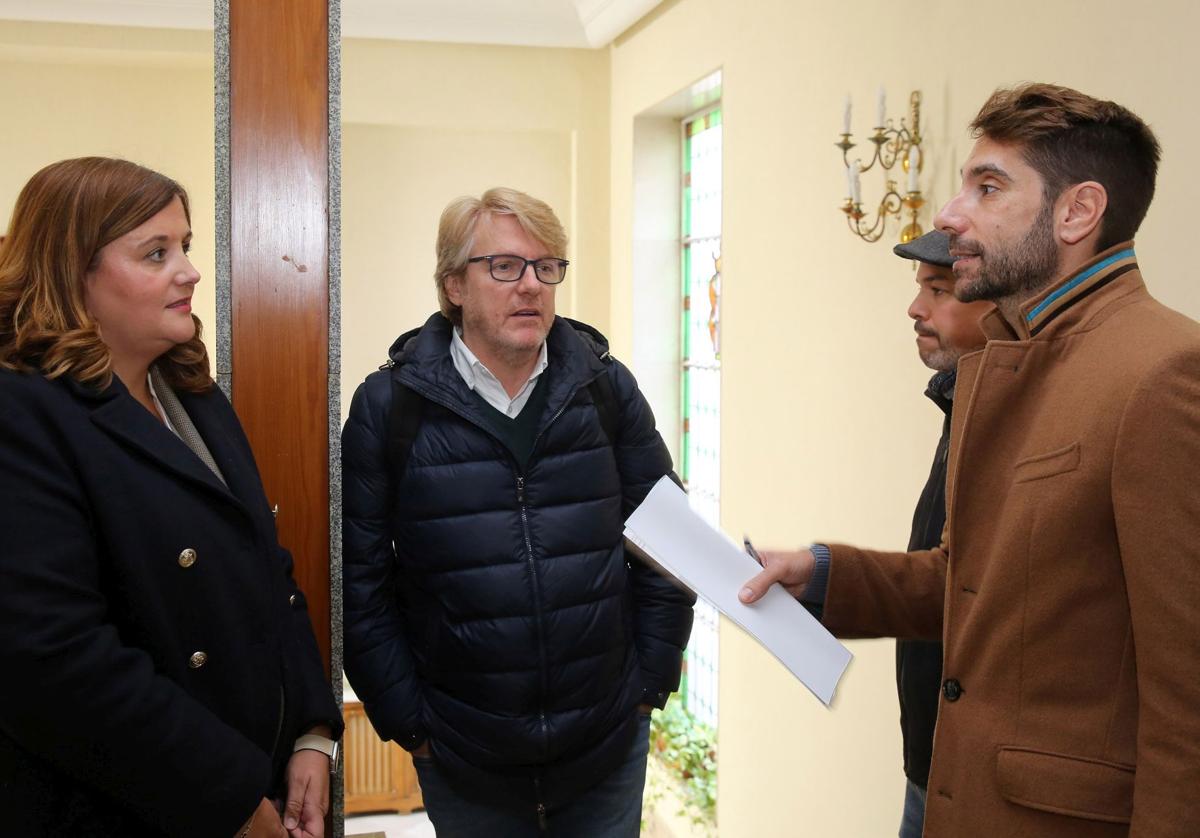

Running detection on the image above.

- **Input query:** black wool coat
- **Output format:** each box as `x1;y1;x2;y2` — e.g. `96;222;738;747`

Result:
342;314;695;812
0;369;340;838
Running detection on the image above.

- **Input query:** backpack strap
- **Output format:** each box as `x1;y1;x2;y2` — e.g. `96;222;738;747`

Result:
587;368;619;448
386;376;424;479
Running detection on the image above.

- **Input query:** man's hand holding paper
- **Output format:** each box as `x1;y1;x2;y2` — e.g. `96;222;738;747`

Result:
624;476;850;706
738;548;816;603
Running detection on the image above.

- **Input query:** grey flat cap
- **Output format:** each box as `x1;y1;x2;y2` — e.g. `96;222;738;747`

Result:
893;230;953;267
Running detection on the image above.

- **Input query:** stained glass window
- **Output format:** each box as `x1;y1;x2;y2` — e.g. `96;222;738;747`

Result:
681;106;722;729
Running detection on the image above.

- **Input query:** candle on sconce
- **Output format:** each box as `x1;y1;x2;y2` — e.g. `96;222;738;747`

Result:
907;146;921;193
836;87;925;243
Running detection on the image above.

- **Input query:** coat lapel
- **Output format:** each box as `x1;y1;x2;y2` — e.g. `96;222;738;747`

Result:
82;379;245;510
178;387;272;518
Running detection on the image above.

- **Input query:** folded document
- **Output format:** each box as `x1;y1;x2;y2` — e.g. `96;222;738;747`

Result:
625;476;852;706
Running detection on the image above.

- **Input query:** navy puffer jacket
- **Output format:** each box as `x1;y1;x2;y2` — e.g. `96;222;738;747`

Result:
342;313;695;809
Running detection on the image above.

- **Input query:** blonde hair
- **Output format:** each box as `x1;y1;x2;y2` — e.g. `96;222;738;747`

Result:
0;157;211;392
434;187;568;326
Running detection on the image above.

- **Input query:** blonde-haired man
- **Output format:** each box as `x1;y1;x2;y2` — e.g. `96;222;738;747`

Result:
343;188;694;835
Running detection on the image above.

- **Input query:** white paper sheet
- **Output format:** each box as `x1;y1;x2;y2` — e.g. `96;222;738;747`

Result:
625;476;852;706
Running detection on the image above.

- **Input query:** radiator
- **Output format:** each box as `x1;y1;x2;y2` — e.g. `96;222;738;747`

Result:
343;700;424;815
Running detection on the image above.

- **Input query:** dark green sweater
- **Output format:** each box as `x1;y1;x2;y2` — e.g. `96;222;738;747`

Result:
470;371;552;470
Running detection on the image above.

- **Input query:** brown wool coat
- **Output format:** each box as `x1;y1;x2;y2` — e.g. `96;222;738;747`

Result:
823;243;1200;837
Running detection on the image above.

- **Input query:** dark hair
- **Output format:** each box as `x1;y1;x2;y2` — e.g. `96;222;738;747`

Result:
0;157;211;392
970;83;1161;250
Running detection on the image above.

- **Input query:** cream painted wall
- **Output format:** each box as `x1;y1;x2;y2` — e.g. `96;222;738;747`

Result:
609;0;1200;835
339;38;610;417
0;20;217;362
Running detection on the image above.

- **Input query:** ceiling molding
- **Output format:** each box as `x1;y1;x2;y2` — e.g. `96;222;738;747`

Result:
572;0;660;47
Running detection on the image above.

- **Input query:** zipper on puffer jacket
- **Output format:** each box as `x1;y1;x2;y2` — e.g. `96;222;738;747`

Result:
517;473;552;762
534;776;549;833
516;387;588;765
402;368;605;766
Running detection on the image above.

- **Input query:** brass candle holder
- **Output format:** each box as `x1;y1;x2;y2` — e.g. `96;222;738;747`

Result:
838;90;925;244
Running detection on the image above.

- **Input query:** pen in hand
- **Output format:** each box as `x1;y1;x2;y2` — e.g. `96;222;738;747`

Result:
744;535;764;566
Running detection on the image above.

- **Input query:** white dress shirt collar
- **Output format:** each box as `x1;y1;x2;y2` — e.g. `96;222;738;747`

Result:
449;328;549;418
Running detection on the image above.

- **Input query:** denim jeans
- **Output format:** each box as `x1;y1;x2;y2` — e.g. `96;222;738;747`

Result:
413;714;652;837
899;778;927;838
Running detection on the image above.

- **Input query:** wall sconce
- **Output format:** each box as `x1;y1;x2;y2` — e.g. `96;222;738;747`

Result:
837;89;924;243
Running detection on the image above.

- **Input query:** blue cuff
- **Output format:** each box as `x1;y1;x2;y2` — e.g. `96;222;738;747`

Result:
801;544;831;620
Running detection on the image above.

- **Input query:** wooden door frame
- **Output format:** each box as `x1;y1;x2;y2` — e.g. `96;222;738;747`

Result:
215;0;344;830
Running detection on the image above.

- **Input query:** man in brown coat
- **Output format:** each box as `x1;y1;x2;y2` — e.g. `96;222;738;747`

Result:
740;84;1200;837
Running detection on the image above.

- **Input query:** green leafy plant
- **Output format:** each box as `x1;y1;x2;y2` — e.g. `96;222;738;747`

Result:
647;695;717;829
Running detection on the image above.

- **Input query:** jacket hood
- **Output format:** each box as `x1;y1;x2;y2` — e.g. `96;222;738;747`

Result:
561;317;610;358
386;321;427;365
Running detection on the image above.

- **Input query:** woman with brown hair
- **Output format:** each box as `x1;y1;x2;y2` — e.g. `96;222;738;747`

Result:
0;157;341;838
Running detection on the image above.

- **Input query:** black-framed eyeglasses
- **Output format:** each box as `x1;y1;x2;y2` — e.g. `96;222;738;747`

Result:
467;254;569;285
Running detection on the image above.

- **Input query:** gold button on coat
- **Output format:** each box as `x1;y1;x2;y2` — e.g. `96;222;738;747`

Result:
188;651;208;669
288;593;297;606
178;548;197;568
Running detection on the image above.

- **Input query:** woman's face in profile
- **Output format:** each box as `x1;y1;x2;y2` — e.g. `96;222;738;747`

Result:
84;196;200;370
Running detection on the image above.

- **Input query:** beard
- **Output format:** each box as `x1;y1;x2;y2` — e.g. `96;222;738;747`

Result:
952;200;1059;304
914;324;963;373
920;342;963;373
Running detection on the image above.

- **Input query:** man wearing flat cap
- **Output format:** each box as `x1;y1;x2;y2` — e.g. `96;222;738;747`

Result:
892;230;991;837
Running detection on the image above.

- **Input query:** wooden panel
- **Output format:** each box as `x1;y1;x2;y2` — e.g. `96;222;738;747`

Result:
229;0;331;667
